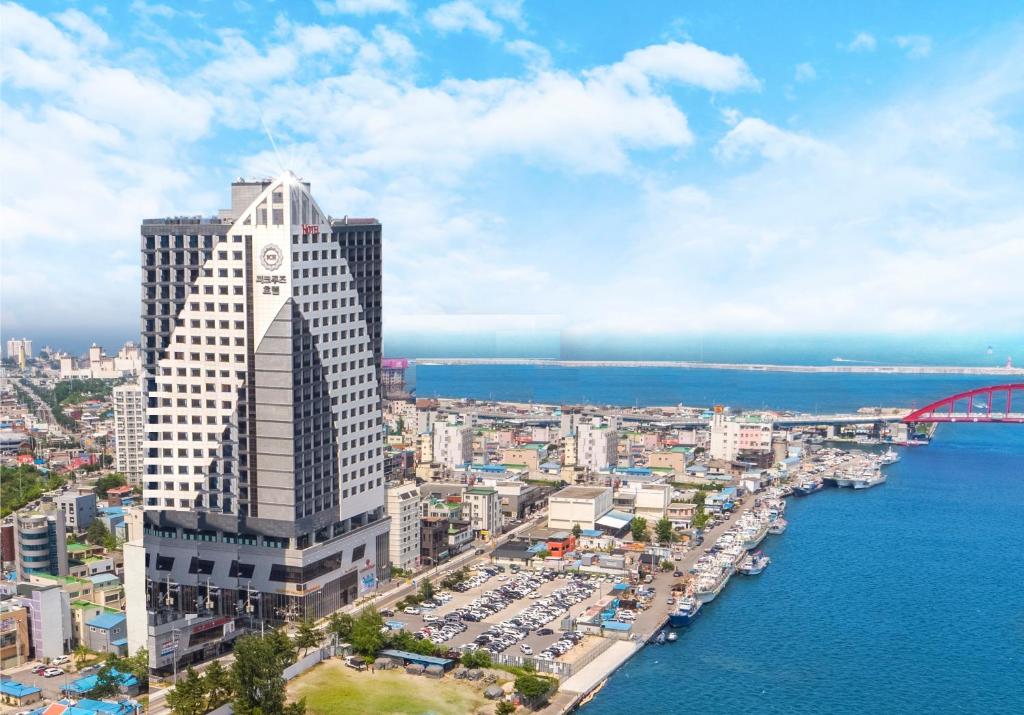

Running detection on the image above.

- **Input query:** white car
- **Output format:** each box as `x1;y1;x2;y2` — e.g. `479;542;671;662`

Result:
520;644;533;655
51;655;71;666
403;606;421;615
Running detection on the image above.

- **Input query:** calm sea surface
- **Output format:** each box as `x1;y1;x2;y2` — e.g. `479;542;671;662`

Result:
415;364;1024;714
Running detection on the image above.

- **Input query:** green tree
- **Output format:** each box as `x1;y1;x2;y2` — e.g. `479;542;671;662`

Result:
326;612;354;642
167;667;208;715
460;650;493;669
514;673;556;705
85;519;111;546
267;628;297;667
630;517;648;543
203;660;233;709
655;518;674;545
350;607;386;657
571;522;582;540
419;577;435;602
230;632;294;715
496;701;516;715
294;619;321;656
94;472;127;498
89;657;122;699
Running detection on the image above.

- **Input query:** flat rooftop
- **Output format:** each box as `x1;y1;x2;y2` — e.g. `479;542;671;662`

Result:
551;486;610;500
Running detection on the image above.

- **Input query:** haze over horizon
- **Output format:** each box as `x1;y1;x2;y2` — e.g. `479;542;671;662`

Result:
3;1;1023;345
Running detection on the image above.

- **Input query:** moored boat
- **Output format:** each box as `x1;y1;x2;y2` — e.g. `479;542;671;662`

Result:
738;551;771;575
768;517;788;535
668;596;702;627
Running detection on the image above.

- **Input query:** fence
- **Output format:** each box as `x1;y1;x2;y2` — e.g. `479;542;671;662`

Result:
494;635;615;679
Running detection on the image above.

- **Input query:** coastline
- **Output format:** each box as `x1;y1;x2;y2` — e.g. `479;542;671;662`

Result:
413;358;1024;376
537;498;763;714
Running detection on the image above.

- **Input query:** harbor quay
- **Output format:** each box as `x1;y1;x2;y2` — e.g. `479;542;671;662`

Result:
538;501;761;715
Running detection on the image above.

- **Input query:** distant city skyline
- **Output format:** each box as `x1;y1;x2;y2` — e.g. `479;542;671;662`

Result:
3;1;1024;343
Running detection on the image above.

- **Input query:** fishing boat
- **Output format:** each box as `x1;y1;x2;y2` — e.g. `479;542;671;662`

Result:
666;631;678;643
738;551;771;575
793;479;823;496
668;596;702;627
654;631;666;644
880;447;900;465
852;471;887;489
768;517;788;535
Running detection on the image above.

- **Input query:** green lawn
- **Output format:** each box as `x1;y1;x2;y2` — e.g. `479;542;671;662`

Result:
288;660;499;715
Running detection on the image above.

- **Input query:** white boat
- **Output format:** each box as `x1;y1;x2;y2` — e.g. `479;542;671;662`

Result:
832;470;855;488
768;517;787;535
666;631;678;643
852;471;887;489
693;567;730;603
738;552;771;575
880;448;900;465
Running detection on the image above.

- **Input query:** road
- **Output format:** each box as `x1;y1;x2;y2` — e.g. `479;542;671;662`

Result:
145;512;548;714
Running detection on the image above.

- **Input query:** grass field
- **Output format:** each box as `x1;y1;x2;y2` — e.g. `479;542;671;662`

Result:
287;660;500;715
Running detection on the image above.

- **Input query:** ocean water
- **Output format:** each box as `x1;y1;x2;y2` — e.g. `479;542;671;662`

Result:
415;365;1024;714
411;363;1005;413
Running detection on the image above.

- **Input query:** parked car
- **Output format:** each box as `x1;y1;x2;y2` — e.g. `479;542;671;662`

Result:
43;668;65;678
51;655;70;666
380;608;395;617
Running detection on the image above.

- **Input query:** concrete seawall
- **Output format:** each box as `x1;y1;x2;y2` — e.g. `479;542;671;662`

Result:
415;358;1024;376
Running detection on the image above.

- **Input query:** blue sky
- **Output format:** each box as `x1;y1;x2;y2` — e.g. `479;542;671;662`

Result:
2;0;1023;357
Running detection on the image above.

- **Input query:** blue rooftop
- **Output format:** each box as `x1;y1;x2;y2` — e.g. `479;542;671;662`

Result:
580;529;602;537
601;620;633;631
65;669;138;695
0;680;41;697
379;649;453;666
616;467;652;475
100;506;126;517
87;612;126;629
87;573;120;586
472;464;507;472
111;638;128;646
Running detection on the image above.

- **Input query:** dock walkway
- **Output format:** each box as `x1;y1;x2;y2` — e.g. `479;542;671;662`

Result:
539;499;757;713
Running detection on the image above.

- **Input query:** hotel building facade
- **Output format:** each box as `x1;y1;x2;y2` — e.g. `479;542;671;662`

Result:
125;172;389;674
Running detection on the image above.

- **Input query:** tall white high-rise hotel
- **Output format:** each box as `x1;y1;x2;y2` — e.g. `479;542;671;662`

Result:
131;173;388;673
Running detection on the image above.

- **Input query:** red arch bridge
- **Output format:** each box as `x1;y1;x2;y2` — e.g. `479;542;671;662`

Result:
902;384;1024;423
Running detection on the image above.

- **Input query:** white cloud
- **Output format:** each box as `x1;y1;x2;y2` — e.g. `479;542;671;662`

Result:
427;1;504;40
794;61;816;82
129;0;176;18
504;39;551;70
715;118;829;162
895;34;932;59
315;0;409;14
601;41;760;93
53;9;109;48
844;31;877;52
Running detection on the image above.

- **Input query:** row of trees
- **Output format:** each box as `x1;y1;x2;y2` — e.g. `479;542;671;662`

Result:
168;630;306;715
0;465;65;517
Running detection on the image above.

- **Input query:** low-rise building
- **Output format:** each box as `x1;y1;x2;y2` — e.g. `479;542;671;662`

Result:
0;601;31;668
464;487;501;537
385;482;421;573
85;612;128;655
547;486;613;531
13;511;69;578
634;483;672;523
420;517;450;566
56;492;98;532
13;582;73;660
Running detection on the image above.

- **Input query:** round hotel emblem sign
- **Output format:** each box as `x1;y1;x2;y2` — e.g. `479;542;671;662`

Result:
260;243;284;271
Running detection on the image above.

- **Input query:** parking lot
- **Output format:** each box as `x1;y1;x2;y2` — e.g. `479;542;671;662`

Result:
382;565;631;665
